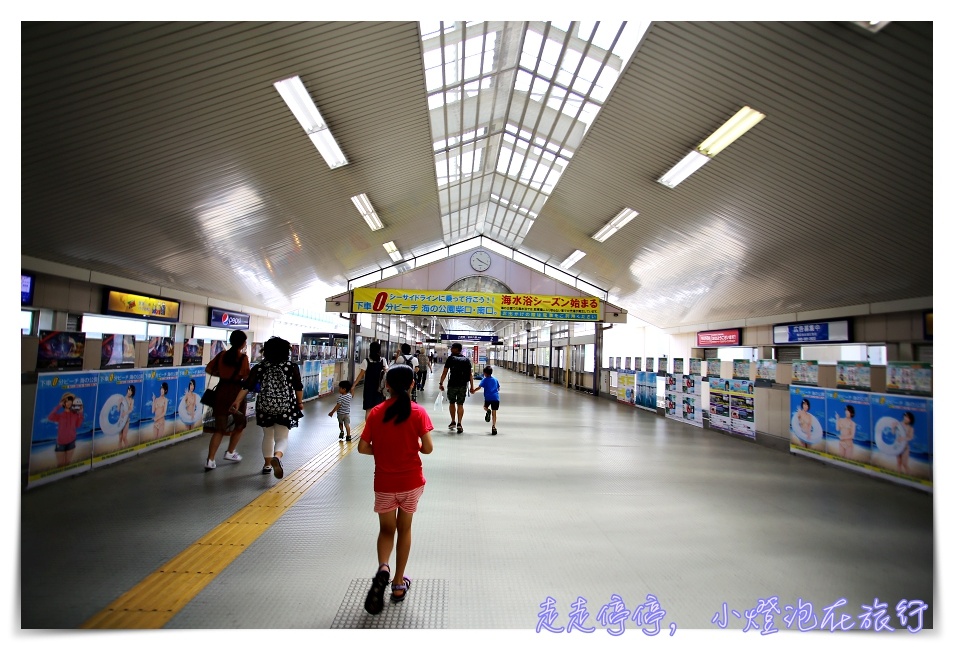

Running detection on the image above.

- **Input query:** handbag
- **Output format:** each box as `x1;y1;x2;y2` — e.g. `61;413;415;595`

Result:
200;385;218;406
200;355;242;407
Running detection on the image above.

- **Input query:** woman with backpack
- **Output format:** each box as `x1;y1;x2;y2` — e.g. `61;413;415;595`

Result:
352;340;389;415
230;336;304;479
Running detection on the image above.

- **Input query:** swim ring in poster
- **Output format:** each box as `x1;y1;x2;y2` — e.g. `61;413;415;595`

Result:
98;394;128;436
873;416;908;456
178;396;202;425
791;411;824;445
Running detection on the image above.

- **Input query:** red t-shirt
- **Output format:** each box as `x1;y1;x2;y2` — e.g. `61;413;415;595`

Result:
361;399;434;492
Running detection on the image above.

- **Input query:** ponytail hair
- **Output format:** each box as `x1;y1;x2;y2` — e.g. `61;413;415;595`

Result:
383;364;415;424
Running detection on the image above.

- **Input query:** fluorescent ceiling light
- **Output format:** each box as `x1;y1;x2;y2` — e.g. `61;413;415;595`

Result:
383;241;402;262
658;106;765;189
351;193;384;231
696;106;766;157
273;75;348;169
658;151;710;189
592;207;639;243
559;249;586;269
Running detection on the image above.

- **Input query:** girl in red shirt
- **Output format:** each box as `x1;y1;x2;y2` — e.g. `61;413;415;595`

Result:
358;363;434;614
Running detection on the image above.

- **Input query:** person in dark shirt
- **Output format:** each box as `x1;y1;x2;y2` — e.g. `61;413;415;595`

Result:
437;342;475;434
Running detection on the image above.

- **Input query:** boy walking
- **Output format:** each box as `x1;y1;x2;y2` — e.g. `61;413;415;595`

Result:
471;366;501;435
329;380;353;441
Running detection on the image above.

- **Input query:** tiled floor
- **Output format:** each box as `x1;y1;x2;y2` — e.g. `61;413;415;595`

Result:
20;368;934;639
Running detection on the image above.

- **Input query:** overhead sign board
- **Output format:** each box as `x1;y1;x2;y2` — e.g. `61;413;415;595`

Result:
441;334;500;343
209;307;251;329
352;288;600;321
697;329;740;347
103;289;180;322
773;320;850;344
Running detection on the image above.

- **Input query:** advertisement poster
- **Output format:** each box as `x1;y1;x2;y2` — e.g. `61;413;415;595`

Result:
645;358;654;373
617;369;635;405
789;385;829;452
732;359;751;380
175;366;206;434
146;336;174;367
708;383;731;432
706;359;720;378
634;371;656;411
320;361;336;396
756;359;777;382
730;393;756;437
101;333;136;369
789;387;932;491
92;370;144;464
709;378;755;438
29;371;99;486
291;344;300;362
37;330;86;371
869;394;932;483
673;358;684;374
689;358;702;375
303;359;319;400
824;390;872;464
791;360;819;386
886;362;932;396
657;357;667;375
633;357;641;371
250;342;265;363
141;367;180;447
624;357;631;371
835;361;871;392
181;338;204;366
210;340;226;360
664;371;703;427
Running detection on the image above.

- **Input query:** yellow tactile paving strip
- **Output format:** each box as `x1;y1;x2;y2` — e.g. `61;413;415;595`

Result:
81;427;363;629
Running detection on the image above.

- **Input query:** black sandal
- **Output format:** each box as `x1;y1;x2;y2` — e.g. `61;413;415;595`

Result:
364;564;390;615
261;465;272;474
390;576;411;602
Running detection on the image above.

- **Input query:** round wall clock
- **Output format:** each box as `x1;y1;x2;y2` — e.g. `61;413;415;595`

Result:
470;250;492;272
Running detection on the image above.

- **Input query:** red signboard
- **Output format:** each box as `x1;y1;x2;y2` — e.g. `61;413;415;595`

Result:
697;329;741;347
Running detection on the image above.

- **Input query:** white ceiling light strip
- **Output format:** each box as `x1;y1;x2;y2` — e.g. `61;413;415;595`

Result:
350;193;384;231
273;75;348;169
658;106;765;189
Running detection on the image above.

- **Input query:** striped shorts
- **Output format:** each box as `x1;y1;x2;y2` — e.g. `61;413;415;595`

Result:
373;484;425;514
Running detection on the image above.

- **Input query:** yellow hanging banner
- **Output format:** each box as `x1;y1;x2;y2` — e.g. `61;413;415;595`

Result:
352;288;600;321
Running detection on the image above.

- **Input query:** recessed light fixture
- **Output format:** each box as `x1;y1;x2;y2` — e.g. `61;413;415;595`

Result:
559;249;586;269
383;241;402;262
273;75;348;169
351;193;384;231
658;106;765;188
592;207;639;243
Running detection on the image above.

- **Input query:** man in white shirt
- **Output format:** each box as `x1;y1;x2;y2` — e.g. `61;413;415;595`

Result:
395;343;420;402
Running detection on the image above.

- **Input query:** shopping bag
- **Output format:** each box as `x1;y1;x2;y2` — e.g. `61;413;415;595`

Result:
434;389;445;409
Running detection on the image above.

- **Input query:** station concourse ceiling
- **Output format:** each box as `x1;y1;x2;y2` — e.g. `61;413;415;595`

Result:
21;21;932;333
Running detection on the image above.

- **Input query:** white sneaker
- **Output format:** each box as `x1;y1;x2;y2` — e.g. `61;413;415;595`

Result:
224;451;242;462
205;459;216;471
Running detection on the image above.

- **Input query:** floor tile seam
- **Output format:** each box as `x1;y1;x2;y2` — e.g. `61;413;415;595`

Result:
80;436;361;629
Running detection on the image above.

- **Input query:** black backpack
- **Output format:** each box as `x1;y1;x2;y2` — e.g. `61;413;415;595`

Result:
448;354;472;385
257;361;292;414
365;358;386;395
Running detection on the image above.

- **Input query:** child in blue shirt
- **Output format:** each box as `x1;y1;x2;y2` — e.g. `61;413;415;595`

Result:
471;366;501;435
